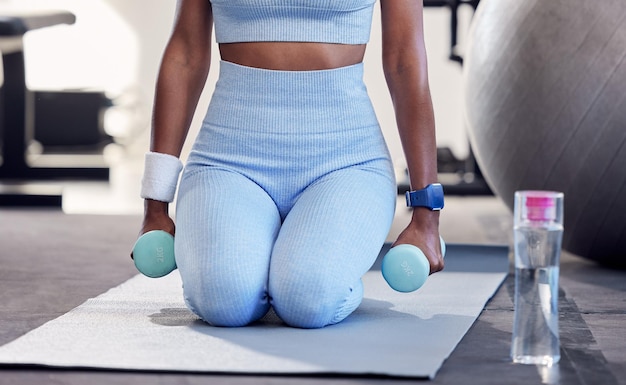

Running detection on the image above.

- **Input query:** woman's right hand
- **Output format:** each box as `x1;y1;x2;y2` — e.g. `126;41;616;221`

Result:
131;199;175;260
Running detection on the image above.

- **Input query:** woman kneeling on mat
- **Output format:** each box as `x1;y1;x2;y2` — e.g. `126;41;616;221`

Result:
135;0;443;328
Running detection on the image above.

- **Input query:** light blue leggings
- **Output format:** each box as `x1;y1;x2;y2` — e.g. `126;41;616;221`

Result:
175;61;396;328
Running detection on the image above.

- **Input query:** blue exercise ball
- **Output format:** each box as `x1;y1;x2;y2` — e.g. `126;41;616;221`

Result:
463;0;626;267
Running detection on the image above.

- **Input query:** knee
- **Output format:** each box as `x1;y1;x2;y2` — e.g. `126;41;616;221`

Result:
183;277;269;327
273;301;330;329
270;280;362;329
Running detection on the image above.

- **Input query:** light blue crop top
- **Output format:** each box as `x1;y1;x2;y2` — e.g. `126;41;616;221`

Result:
210;0;377;44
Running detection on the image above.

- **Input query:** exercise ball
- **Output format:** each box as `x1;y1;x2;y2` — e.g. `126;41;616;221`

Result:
463;0;626;267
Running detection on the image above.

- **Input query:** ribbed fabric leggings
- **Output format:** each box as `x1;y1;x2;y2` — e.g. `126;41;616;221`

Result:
175;61;396;328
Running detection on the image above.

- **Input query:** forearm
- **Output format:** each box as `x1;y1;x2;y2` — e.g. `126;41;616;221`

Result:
150;0;213;157
392;82;437;190
393;85;440;227
150;45;211;157
143;53;208;209
384;61;438;187
142;0;213;212
380;0;437;192
383;45;440;228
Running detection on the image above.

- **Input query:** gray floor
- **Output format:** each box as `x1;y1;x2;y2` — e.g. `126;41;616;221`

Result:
0;197;625;385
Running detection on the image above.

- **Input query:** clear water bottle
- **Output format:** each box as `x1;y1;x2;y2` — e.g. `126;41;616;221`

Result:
511;191;564;366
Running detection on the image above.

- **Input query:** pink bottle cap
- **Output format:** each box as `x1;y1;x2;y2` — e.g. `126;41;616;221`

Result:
525;193;556;221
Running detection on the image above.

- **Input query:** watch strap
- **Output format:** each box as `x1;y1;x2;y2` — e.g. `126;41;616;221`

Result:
405;183;444;210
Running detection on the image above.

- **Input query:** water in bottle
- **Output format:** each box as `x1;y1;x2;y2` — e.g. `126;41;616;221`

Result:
511;191;564;366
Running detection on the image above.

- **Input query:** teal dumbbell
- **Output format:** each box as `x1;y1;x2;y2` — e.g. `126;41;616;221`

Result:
381;237;446;293
132;230;176;278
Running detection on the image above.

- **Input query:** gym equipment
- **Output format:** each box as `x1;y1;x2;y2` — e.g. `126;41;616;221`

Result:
423;0;481;65
420;0;492;197
132;230;176;278
382;237;446;292
0;10;110;207
464;0;626;267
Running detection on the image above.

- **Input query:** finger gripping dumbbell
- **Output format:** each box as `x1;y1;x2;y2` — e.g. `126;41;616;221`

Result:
131;230;176;278
381;237;446;293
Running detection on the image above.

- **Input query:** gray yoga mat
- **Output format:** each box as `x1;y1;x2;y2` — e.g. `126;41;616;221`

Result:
0;245;508;379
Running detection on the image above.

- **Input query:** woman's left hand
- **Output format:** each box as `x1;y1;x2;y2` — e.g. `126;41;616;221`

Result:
392;209;443;274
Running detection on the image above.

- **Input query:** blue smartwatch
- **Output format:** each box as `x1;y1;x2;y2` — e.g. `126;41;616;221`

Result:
405;183;444;210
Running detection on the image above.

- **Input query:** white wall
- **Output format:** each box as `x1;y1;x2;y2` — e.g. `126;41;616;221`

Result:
9;0;472;169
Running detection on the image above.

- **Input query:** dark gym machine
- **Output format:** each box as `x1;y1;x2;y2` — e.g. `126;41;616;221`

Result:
0;10;110;206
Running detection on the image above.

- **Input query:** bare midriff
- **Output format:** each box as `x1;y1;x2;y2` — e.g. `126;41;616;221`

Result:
218;42;367;71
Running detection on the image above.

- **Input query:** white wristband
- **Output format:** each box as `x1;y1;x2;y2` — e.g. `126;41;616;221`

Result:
140;152;183;203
